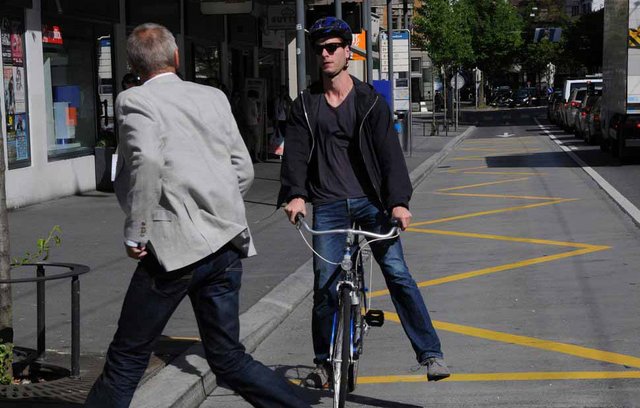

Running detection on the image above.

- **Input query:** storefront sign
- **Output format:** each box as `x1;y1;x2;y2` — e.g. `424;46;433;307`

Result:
351;30;366;61
42;25;63;45
267;4;296;30
262;30;285;50
201;0;253;15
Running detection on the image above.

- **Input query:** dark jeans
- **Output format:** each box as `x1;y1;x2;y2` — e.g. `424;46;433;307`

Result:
312;197;443;365
85;244;309;408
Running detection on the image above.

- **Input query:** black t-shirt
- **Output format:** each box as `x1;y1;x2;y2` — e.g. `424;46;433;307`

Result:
308;89;374;205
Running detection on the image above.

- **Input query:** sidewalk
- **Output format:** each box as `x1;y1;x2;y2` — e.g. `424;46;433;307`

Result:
2;121;473;407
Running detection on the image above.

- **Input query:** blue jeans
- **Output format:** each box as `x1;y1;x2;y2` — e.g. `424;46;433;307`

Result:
312;197;443;365
85;244;309;408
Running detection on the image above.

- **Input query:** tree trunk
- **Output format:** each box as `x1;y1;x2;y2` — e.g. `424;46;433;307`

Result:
0;133;13;380
479;71;486;107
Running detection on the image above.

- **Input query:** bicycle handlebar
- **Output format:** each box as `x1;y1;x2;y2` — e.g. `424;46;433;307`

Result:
295;214;399;240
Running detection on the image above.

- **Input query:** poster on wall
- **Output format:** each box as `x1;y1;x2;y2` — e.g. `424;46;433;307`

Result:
1;18;11;65
10;21;24;66
3;67;15;115
13;67;25;112
14;113;29;161
1;16;31;168
6;131;17;163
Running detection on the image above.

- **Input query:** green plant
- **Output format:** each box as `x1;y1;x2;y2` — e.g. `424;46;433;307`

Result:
11;225;62;266
0;342;12;385
1;226;64;384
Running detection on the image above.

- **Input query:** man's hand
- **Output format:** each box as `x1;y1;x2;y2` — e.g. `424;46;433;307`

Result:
126;244;148;260
284;197;307;224
391;206;412;231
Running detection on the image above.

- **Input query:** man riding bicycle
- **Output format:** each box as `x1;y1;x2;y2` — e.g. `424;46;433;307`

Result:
278;17;450;389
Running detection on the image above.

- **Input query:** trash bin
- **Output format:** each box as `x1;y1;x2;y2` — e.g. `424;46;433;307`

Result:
394;111;410;154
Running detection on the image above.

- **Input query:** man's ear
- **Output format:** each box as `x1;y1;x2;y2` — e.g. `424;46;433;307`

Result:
173;49;180;71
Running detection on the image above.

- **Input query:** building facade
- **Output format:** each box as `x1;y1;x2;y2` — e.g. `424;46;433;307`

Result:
1;0;293;208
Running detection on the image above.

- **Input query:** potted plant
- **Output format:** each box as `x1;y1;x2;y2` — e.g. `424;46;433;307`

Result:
94;129;117;192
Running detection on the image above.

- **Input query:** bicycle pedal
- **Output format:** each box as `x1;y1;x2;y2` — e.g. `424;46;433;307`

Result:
364;309;384;327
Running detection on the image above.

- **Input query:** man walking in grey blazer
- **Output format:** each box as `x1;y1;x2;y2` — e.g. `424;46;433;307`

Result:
85;23;309;408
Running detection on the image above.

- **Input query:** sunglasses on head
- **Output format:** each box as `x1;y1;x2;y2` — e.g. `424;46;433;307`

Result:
313;42;346;55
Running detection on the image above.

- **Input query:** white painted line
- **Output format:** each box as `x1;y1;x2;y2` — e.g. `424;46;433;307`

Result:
536;119;640;224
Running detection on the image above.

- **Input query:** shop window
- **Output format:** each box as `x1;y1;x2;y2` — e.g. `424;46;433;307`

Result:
1;14;31;169
193;44;220;84
41;19;114;159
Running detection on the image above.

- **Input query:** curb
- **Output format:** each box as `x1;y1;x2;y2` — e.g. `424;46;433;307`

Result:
410;126;476;188
131;127;474;408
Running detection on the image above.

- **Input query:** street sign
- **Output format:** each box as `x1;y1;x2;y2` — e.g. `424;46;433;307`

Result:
450;73;465;90
380;30;411;111
380;30;410;73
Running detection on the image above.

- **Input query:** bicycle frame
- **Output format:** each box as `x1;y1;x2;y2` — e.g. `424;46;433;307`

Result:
296;216;397;408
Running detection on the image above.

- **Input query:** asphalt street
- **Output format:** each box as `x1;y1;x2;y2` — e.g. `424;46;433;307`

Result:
202;108;640;407
6;118;458;358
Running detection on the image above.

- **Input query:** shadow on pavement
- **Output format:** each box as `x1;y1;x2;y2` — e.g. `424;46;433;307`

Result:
485;151;578;168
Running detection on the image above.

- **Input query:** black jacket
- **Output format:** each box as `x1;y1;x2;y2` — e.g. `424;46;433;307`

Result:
278;76;412;211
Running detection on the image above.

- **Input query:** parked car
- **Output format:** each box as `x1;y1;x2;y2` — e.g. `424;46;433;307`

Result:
489;87;513;107
574;90;602;138
602;113;640;157
511;88;535;107
557;77;603;129
562;88;588;132
547;90;563;123
584;95;603;144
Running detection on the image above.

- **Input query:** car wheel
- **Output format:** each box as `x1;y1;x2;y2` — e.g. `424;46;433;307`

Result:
599;135;609;152
617;131;627;163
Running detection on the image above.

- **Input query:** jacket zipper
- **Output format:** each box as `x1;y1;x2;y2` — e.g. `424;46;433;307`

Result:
301;92;315;163
358;95;384;206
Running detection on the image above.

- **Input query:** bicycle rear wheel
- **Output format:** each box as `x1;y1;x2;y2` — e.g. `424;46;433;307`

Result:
333;287;351;408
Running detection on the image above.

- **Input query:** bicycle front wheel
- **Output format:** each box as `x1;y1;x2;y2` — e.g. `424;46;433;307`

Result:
348;288;365;392
333;287;351;408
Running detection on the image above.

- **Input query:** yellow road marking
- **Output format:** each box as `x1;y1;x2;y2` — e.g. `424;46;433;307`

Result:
451;171;547;176
444;165;488;173
462;139;535;145
383;313;640;369
410;199;577;226
436;192;565;200
458;147;542;153
370;246;606;297
406;228;609;249
355;372;640;384
437;177;530;192
163;336;201;341
451;157;491;161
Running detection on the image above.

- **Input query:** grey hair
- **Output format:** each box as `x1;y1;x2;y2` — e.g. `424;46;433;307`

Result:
126;23;177;77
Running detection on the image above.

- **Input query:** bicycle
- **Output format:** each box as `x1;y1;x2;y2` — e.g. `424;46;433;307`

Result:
295;214;399;408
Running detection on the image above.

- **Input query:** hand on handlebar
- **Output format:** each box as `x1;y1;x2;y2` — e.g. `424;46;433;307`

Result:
391;206;412;231
284;197;307;224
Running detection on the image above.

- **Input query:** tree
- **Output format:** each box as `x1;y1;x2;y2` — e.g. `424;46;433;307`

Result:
413;0;474;119
0;133;12;383
464;0;524;103
521;38;563;87
563;8;604;75
413;0;475;71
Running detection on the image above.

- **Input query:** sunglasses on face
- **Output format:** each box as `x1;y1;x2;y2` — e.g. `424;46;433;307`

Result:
313;42;346;55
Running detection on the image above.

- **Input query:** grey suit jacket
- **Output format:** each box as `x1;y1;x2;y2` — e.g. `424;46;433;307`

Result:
113;73;256;272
